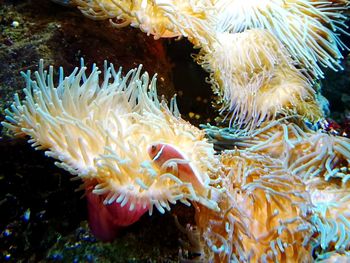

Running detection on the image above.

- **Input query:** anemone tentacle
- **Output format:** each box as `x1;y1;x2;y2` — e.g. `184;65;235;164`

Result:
215;0;350;79
2;60;221;215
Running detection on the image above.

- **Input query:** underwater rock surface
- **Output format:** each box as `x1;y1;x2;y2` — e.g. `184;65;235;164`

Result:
0;0;175;115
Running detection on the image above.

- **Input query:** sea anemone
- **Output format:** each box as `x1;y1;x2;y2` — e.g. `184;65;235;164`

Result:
203;120;350;184
314;252;350;262
73;0;217;47
2;60;220;241
194;150;314;262
308;178;350;257
201;120;350;260
215;0;350;79
194;29;323;131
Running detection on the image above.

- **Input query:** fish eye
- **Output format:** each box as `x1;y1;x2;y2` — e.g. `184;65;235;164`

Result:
151;144;157;152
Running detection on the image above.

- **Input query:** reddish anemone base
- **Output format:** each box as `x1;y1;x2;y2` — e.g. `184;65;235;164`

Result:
86;189;149;242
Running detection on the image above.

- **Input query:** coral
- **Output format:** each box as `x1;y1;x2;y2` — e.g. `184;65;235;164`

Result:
2;60;220;240
73;0;217;47
195;29;323;131
215;0;350;79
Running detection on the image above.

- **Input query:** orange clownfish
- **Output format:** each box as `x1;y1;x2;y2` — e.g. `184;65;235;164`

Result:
147;143;207;195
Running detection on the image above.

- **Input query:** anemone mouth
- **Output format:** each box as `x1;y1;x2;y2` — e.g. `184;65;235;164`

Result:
2;59;220;215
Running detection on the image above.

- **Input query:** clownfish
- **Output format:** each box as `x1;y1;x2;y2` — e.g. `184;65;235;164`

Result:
147;143;207;195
